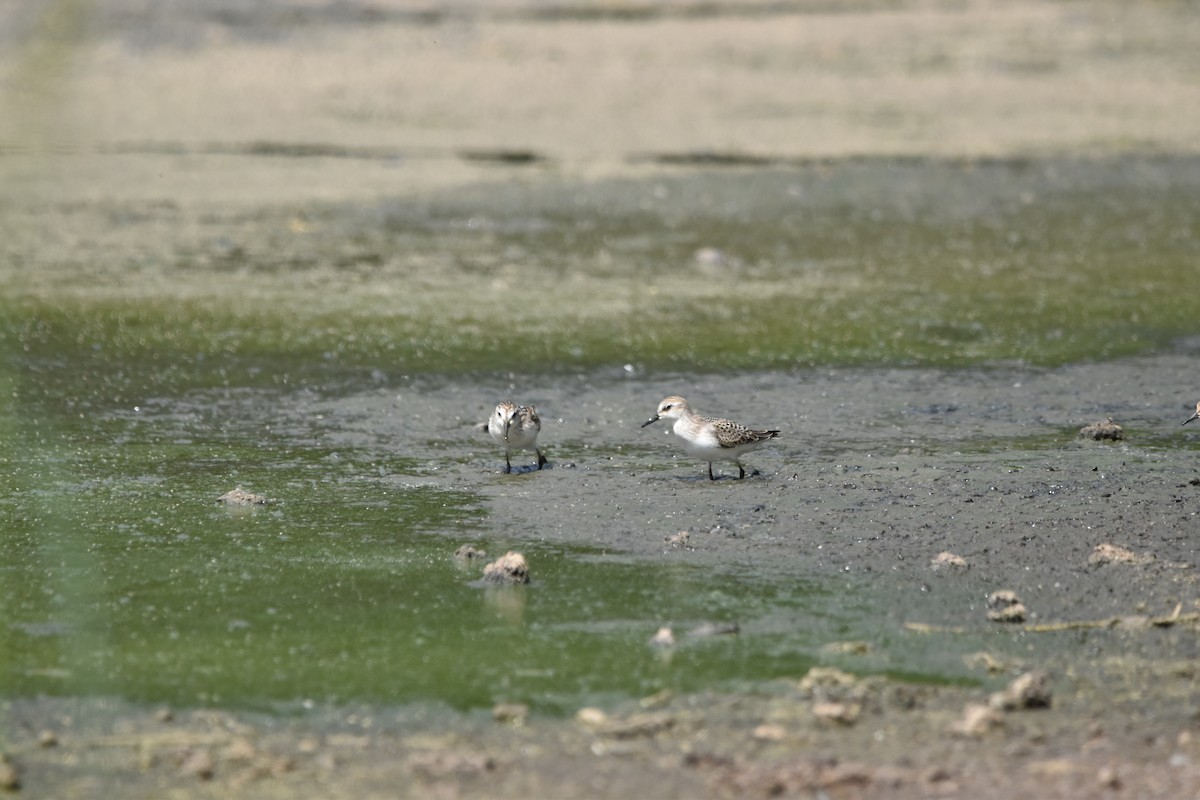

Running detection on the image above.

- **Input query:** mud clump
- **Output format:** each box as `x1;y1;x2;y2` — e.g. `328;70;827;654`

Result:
649;627;676;648
953;672;1051;737
665;530;690;547
584;711;675;740
1088;543;1153;566
575;707;609;729
986;590;1027;623
752;723;787;741
931;551;968;570
798;667;861;697
482;551;530;584
1078;418;1124;441
990;671;1052;710
952;703;1005;737
797;666;872;718
812;701;862;725
217;487;272;506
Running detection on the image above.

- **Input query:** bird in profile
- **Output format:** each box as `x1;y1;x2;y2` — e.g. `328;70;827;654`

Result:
642;395;779;480
482;401;547;473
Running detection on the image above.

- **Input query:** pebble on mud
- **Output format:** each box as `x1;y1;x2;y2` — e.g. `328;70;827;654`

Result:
986;590;1027;623
812;701;862;725
665;530;690;547
990;671;1052;710
1078;418;1124;441
1088;543;1153;566
952;703;1005;737
576;707;609;729
217;487;272;506
931;551;968;570
692;246;743;275
481;551;530;584
753;723;787;741
649;627;676;648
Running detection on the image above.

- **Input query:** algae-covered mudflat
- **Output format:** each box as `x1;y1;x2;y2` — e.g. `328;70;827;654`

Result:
3;1;1200;798
5;157;1200;381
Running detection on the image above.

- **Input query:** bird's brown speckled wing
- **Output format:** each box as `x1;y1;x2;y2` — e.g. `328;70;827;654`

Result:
711;418;780;449
518;405;541;432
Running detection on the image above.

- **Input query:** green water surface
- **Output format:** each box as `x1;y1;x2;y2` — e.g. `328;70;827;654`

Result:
0;375;879;713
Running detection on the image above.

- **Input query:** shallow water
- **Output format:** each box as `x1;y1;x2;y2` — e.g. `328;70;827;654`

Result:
2;368;994;715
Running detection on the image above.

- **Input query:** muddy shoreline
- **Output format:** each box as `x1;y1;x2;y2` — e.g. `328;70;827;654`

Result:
8;356;1200;798
5;0;1200;796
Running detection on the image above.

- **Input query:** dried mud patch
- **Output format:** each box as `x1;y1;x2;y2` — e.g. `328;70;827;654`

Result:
7;651;1200;800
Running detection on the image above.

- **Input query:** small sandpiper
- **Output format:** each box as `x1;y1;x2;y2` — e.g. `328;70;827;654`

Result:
1182;400;1200;426
482;401;547;473
641;395;780;480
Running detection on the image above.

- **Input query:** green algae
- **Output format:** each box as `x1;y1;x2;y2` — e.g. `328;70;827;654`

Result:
3;157;1199;391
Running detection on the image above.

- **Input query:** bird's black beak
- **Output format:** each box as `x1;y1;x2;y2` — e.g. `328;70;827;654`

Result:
641;415;660;428
1183;414;1198;426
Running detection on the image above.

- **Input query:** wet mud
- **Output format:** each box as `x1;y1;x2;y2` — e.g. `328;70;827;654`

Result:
4;0;1200;797
10;356;1200;797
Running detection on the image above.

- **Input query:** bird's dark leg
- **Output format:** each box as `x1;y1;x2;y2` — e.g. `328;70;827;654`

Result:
708;463;716;481
536;449;547;470
504;452;512;474
737;462;746;480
